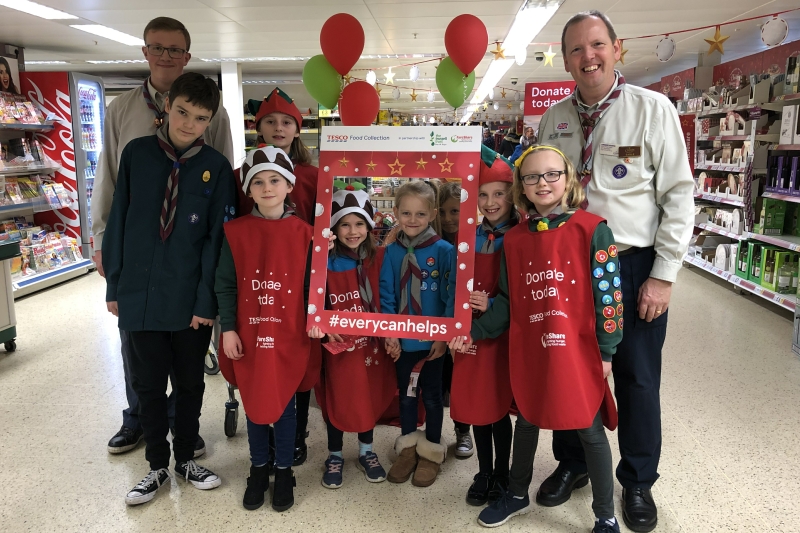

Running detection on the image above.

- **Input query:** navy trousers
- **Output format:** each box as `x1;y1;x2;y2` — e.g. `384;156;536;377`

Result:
552;246;667;489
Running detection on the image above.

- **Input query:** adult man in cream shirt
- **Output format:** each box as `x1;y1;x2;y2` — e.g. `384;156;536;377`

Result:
92;17;233;457
532;11;694;533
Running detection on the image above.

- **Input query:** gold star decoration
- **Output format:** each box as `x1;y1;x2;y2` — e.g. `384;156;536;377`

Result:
543;45;556;67
338;156;350;168
705;26;729;56
439;157;454;174
501;114;506;120
410;89;417;102
506;102;512;109
388;157;405;176
375;85;382;96
617;40;628;65
366;160;377;172
343;74;352;85
384;67;395;85
491;42;506;60
415;156;429;170
500;89;507;98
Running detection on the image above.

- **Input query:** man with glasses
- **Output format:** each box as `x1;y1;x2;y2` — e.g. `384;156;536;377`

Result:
532;11;693;533
93;16;234;457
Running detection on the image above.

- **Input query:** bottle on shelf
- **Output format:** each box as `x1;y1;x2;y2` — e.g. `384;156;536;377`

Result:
763;250;774;285
739;246;749;273
752;246;762;279
778;260;793;294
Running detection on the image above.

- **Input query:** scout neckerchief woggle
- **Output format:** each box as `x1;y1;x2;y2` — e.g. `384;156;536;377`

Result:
156;124;205;241
570;71;626;208
142;79;166;128
396;226;440;315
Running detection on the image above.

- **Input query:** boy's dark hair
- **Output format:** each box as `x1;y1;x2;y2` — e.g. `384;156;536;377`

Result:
168;73;220;118
144;17;191;51
560;10;617;57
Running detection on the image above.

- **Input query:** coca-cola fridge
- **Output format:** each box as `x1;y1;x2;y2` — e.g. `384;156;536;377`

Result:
19;71;104;259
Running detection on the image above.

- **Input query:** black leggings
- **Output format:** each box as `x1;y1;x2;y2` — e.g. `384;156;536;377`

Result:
295;389;311;440
473;413;513;477
325;419;374;452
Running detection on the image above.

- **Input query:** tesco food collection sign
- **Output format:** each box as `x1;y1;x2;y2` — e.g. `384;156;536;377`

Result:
524;81;574;116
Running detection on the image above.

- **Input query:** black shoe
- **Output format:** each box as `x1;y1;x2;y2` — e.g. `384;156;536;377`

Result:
293;432;308;466
169;428;206;459
622;488;658;532
466;472;492;506
108;425;143;454
535;464;589;507
125;468;171;506
243;464;270;510
488;474;509;503
272;467;296;512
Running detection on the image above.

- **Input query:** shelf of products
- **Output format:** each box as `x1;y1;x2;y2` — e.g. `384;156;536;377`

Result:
693;192;745;207
695;162;748;172
0;164;61;177
773;145;800;151
745;232;800;253
12;258;93;298
696;222;746;240
683;254;796;312
762;191;800;204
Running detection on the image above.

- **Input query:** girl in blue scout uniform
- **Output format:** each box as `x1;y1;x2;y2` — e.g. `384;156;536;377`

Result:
380;180;455;488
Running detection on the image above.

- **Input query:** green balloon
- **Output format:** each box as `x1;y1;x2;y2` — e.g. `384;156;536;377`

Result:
436;57;476;109
303;55;342;109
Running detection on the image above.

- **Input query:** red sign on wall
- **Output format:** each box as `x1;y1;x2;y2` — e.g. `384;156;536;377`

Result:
761;41;800;77
661;68;695;99
524;81;574;116
712;54;764;88
679;114;696;174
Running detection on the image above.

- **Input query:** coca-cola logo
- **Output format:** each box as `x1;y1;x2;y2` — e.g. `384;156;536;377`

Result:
78;87;96;101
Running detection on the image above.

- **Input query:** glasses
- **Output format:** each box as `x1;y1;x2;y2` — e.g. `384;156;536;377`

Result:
146;45;187;59
521;170;565;185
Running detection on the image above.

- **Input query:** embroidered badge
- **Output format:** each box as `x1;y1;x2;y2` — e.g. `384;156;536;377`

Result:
606;262;617;273
421;269;430;279
608;245;618;257
618;318;624;330
188;213;199;224
604;320;617;333
203;188;211;196
593;267;604;279
602;295;613;305
559;132;573;138
548;133;559;140
614;290;622;302
603;306;615;318
556;122;569;130
229;206;235;215
431;270;439;279
613;276;621;288
202;170;211;182
595;250;608;263
426;257;435;267
598;280;610;292
617;304;624;316
431;282;438;292
612;164;627;179
421;282;428;291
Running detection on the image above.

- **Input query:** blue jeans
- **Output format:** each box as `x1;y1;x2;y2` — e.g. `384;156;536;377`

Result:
247;396;296;468
395;349;444;444
120;329;175;431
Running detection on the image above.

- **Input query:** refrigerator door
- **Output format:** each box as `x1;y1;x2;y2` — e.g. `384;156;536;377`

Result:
70;73;105;259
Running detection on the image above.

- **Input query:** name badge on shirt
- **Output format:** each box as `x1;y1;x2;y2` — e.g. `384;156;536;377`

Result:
599;143;617;156
618;146;642;158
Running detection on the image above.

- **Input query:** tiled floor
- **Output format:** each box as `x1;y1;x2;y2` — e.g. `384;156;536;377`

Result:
0;268;798;532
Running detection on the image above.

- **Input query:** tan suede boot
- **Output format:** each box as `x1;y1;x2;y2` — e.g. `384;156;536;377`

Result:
412;436;447;487
387;431;421;483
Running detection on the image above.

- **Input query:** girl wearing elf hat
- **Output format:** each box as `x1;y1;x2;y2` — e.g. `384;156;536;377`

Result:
308;186;397;489
215;146;314;513
380;181;455;488
238;87;322;467
450;145;518;507
450;145;622;532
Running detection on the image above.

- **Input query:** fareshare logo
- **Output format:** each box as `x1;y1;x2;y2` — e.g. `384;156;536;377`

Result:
541;332;566;348
450;135;474;143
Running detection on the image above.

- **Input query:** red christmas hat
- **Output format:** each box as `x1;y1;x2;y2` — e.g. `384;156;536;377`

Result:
255;88;303;131
479;144;513;185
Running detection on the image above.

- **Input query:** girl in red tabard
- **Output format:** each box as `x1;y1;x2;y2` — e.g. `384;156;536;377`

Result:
452;146;517;507
308;187;396;489
237;87;320;466
216;146;312;513
450;145;622;532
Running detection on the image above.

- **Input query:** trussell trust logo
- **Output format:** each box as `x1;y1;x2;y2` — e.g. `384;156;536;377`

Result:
430;131;449;146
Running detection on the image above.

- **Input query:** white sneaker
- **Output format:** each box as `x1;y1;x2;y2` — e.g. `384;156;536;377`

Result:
455;429;474;458
125;468;171;506
175;460;222;490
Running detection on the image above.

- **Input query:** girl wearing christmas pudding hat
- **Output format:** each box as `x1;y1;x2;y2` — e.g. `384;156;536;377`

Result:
308;186;397;489
450;145;622;533
215;146;314;513
450;145;518;507
380;181;455;488
239;87;321;467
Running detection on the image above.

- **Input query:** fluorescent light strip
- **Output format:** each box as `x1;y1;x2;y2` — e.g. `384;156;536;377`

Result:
70;25;143;46
86;59;148;64
242;80;303;85
461;0;562;123
201;56;310;62
0;0;77;20
25;60;69;65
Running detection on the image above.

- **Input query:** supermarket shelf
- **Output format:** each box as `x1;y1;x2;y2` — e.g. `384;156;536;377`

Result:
0;164;61;177
245;130;258;135
683;254;795;311
772;145;800;151
0;123;55;132
12;258;93;298
693;192;745;207
0;201;48;214
762;191;800;204
697;102;785;118
771;92;800;103
696;223;746;240
300;128;319;134
698;135;750;142
745;232;800;252
756;134;780;143
695;162;747;172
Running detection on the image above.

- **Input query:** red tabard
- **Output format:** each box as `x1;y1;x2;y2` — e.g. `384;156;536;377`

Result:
234;163;318;224
504;210;616;430
218;215;312;425
450;248;514;426
314;248;397;432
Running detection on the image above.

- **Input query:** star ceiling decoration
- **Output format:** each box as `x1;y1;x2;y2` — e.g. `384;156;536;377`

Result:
384;67;395;85
439;157;454;173
543;45;556;67
705;26;729;55
375;85;382;96
410;89;417;101
388;157;405;176
338;156;350;168
491;42;506;60
506;102;512;109
500;89;507;98
343;74;352;85
617;40;628;65
366;160;377;172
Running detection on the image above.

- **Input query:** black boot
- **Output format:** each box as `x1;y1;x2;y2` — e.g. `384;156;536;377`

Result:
272;467;296;512
242;464;270;510
293;431;308;466
466;472;492;506
488;474;509;503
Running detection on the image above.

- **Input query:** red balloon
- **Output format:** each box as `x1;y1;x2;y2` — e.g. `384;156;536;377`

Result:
445;14;489;75
339;81;379;126
321;13;365;76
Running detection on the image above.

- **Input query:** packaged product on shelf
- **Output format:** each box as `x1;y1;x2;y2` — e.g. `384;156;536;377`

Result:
32;244;48;272
9;256;22;279
61;237;83;262
753;198;787;235
4;178;24;204
17;177;40;199
735;241;751;279
52;183;71;208
42;184;61;209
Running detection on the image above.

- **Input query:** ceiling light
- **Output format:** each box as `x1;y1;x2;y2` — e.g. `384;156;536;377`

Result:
0;0;77;20
359;54;442;60
70;25;143;46
86;59;148;64
25;60;69;65
200;56;310;62
242;79;303;85
462;0;562;123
